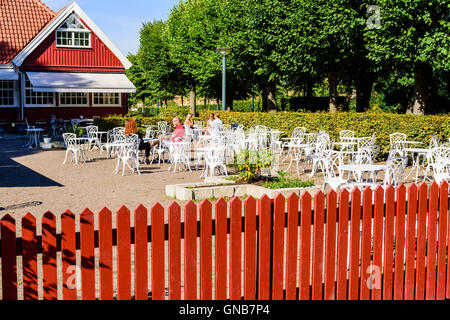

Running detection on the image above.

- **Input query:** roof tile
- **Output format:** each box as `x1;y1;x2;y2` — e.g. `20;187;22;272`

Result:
0;0;56;64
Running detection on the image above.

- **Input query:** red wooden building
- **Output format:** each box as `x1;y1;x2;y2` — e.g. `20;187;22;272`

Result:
0;0;135;126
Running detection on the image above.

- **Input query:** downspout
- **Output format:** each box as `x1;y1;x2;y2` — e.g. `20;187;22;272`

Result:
12;64;24;120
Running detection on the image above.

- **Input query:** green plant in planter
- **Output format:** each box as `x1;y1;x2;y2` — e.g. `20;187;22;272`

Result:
65;124;85;137
233;149;272;183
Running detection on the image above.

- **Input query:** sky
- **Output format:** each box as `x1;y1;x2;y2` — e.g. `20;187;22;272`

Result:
41;0;180;56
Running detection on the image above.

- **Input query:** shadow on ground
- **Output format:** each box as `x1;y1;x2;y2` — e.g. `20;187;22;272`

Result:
0;135;63;188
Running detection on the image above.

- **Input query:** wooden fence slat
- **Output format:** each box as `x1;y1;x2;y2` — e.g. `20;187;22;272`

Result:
151;203;165;300
436;181;448;300
135;204;148;300
22;213;38;300
371;186;384;300
200;200;212;300
348;188;361;300
272;194;285;300
337;189;349;300
425;182;438;300
244;196;257;300
383;185;396;300
285;193;299;300
98;207;113;300
405;183;418;300
184;201;198;300
61;210;76;300
80;209;95;300
312;191;325;300
258;195;272;300
415;183;428;300
360;188;373;300
299;192;312;300
168;202;181;300
1;215;17;300
42;211;57;300
394;185;407;300
230;197;242;300
325;190;337;300
215;198;228;300
117;206;131;300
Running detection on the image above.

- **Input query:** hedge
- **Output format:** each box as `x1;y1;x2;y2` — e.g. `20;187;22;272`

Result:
94;111;450;159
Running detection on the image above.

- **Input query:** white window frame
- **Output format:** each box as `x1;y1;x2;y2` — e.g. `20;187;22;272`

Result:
92;92;122;107
59;92;89;107
55;14;91;49
0;80;18;108
24;77;55;108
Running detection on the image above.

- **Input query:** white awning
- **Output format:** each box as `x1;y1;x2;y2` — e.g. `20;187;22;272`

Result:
0;69;19;81
26;72;136;93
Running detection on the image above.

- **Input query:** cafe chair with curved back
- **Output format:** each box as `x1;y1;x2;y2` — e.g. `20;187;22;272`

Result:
113;134;141;176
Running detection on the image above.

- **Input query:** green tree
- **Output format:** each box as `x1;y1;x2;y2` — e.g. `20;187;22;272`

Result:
366;0;450;114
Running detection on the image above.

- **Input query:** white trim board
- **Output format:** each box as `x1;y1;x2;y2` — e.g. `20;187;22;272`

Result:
12;1;132;69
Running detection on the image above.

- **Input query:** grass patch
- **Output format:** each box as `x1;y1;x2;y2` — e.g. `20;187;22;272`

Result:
263;171;315;190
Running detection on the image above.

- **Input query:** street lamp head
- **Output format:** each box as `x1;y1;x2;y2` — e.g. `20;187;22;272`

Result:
216;47;231;56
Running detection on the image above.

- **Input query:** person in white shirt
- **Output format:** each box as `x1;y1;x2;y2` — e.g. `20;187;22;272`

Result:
211;113;223;132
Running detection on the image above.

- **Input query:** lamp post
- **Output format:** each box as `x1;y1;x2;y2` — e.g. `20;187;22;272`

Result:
216;47;231;111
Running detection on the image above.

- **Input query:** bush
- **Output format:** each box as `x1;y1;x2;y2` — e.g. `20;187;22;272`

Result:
233;149;273;183
199;110;450;159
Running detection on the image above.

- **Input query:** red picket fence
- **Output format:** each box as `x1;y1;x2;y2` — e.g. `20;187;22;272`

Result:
1;181;449;300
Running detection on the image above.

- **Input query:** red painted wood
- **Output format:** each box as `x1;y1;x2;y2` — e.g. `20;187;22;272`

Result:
324;190;337;300
168;202;181;300
200;200;213;300
244;196;257;300
336;189;349;300
42;211;57;300
436;181;448;300
184;201;198;300
404;183;418;300
151;203;165;300
98;207;113;300
230;197;242;300
117;206;131;300
22;24;124;70
383;185;395;300
371;186;384;300
299;192;312;300
61;210;77;300
80;209;95;300
360;187;373;300
415;183;428;300
22;213;38;300
24;107;125;125
215;198;228;300
134;204;148;300
348;188;361;300
285;193;299;300
1;215;17;300
425;182;438;300
258;195;272;300
312;191;325;300
394;185;406;300
272;194;285;300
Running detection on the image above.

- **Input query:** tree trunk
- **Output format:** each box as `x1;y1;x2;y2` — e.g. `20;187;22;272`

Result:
355;72;374;112
181;95;184;106
410;62;434;115
189;87;196;115
216;96;220;111
267;82;277;112
328;72;338;113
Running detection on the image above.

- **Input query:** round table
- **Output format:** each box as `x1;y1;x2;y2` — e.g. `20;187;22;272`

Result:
25;128;44;148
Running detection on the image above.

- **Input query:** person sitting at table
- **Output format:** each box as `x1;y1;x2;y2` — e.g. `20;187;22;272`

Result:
203;113;214;133
211;113;223;132
184;114;194;128
124;119;152;164
150;117;185;149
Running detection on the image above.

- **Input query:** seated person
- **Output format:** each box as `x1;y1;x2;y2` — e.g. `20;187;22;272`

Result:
124;119;151;164
150;117;185;149
211;113;223;131
184;114;194;128
203;113;215;134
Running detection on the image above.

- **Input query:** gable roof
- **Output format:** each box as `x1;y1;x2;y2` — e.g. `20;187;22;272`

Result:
12;1;132;69
0;0;56;64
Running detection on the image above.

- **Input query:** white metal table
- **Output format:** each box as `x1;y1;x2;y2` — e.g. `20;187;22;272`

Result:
338;164;385;183
25;128;44;148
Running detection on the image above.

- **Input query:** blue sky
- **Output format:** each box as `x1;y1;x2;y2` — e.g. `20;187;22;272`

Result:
42;0;180;56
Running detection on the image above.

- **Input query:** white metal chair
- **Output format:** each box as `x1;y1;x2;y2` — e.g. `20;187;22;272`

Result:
389;133;407;157
322;151;347;192
202;146;228;178
62;133;88;165
167;141;192;173
113;134;141;176
86;125;101;151
429;147;450;184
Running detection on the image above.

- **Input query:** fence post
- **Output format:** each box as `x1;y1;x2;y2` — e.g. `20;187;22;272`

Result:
1;215;17;300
